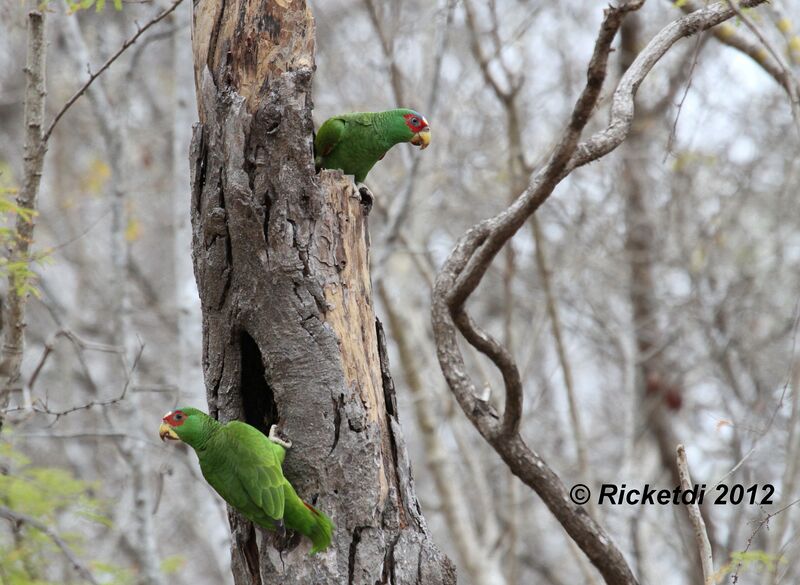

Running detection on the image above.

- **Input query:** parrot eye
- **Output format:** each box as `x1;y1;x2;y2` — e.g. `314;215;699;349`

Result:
174;413;183;421
411;117;419;126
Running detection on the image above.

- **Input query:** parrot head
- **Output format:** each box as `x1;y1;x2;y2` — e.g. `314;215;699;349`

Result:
399;109;431;149
159;407;209;448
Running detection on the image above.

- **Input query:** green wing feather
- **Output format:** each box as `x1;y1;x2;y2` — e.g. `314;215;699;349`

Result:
314;114;385;182
199;421;286;526
224;422;285;520
189;415;334;553
314;117;346;168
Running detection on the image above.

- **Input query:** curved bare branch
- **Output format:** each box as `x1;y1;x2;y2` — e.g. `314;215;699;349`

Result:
431;1;769;584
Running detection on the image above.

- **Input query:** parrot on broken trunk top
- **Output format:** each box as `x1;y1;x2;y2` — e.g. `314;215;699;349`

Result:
314;108;431;183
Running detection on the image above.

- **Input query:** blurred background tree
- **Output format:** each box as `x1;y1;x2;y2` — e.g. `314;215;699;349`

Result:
0;0;799;583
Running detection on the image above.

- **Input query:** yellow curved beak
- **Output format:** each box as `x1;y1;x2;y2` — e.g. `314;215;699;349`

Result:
411;127;431;150
159;423;180;442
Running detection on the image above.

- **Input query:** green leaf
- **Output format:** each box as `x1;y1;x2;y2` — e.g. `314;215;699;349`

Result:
161;555;187;574
0;436;132;584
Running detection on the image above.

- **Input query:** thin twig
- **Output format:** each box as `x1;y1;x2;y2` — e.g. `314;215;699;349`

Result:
724;0;800;135
532;217;591;487
27;329;123;392
18;431;159;445
0;506;100;585
731;497;800;583
43;0;185;142
372;0;456;282
664;29;707;159
671;0;794;94
4;342;144;422
362;0;405;106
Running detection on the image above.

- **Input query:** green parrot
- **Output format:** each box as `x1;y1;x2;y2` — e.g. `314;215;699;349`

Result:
314;108;431;183
159;407;334;554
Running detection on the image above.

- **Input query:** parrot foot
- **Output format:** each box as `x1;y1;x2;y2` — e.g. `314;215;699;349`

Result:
273;520;301;557
357;183;374;212
268;425;293;449
275;519;287;540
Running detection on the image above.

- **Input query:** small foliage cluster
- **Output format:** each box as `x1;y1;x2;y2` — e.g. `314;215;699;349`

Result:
0;170;44;298
0;436;132;584
64;0;123;14
713;550;786;583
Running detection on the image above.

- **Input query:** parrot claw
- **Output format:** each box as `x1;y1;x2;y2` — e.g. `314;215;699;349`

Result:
275;519;287;540
357;183;374;212
268;425;293;449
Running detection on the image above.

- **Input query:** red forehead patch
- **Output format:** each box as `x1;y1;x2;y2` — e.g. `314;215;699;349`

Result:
403;113;428;133
163;410;187;427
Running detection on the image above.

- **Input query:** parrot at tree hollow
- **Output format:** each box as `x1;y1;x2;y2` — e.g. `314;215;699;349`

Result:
314;108;431;183
159;407;334;554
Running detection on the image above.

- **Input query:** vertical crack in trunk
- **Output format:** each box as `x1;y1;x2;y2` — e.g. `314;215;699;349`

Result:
241;522;261;585
379;533;399;585
330;392;344;455
376;319;402;502
348;526;364;585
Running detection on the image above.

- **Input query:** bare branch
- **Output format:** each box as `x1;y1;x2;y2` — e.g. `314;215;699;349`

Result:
27;329;122;393
432;1;772;584
724;0;800;133
433;3;645;584
566;1;763;173
439;0;644;441
676;445;714;584
463;0;515;103
4;342;143;423
664;28;707;158
362;0;405;106
43;0;185;142
0;506;100;585
673;0;798;102
19;431;158;444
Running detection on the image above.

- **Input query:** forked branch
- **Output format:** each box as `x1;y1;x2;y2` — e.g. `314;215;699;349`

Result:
431;1;769;584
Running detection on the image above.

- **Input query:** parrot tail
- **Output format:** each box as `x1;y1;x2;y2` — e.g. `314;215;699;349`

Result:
303;501;334;554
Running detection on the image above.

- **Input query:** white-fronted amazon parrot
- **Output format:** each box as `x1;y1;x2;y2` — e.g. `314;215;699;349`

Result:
159;408;333;554
314;108;431;183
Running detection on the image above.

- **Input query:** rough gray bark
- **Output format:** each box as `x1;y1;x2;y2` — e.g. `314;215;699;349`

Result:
188;1;454;583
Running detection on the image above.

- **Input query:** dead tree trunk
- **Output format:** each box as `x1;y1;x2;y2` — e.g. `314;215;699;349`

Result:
188;2;455;584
